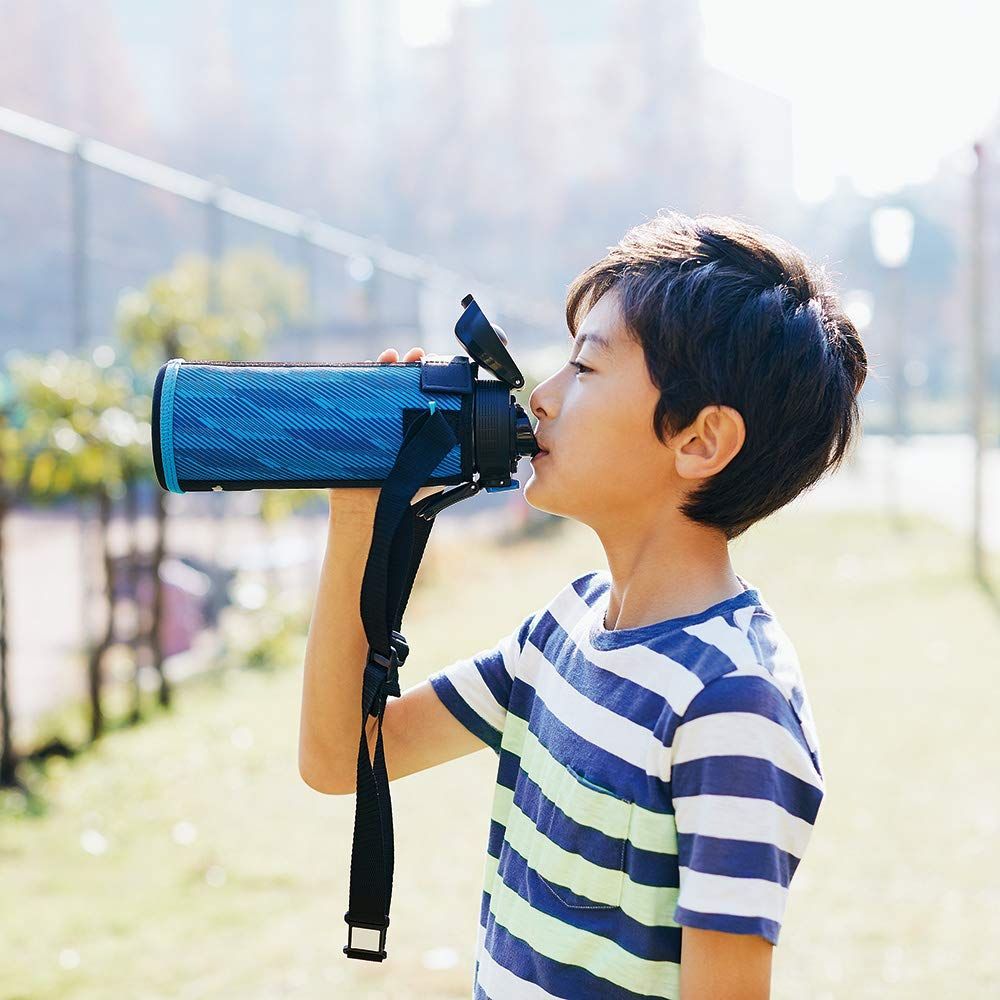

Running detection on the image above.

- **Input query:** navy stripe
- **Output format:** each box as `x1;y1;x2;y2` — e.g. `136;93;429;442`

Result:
572;572;762;685
570;571;605;603
680;673;813;758
474;647;513;711
473;614;535;709
504;685;674;815
674;905;780;946
513;772;627;871
483;916;678;1000
671;754;823;824
678;832;801;884
489;842;684;964
486;808;682;899
428;673;502;753
493;767;681;888
528;610;674;730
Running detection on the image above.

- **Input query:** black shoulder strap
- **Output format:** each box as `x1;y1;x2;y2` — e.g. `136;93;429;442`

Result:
343;403;460;962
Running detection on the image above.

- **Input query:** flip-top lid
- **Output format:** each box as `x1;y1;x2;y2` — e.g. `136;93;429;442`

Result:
454;293;525;390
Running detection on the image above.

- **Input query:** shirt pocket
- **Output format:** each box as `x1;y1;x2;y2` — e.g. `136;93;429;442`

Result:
534;761;634;911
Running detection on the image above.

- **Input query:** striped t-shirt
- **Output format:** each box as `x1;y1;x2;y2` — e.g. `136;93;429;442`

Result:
428;569;825;1000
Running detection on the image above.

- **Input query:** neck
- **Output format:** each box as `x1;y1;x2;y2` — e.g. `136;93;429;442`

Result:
592;503;743;631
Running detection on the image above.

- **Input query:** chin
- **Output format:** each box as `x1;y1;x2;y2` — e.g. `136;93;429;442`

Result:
523;473;568;518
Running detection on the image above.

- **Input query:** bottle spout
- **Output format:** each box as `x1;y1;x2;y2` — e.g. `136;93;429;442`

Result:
514;403;542;458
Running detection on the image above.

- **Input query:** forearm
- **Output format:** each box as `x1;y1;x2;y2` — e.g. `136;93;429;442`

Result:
298;491;380;794
679;928;772;999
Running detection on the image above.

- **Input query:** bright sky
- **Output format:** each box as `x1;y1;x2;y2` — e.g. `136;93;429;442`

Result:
400;1;1000;204
700;0;1000;202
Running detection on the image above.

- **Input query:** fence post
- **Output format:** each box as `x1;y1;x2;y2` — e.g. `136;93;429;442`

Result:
70;137;89;351
70;136;98;665
971;142;987;584
205;176;226;311
298;213;317;357
205;176;227;564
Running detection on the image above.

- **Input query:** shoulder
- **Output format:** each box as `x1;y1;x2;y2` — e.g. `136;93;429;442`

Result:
674;668;824;792
680;669;803;734
678;597;823;766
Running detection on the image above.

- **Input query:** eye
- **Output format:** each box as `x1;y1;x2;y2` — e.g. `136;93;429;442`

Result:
568;360;593;376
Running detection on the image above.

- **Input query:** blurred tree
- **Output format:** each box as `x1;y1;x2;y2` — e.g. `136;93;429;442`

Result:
116;249;306;709
3;352;142;743
0;249;306;783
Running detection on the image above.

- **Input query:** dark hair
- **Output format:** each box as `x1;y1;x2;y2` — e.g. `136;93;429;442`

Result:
566;210;868;541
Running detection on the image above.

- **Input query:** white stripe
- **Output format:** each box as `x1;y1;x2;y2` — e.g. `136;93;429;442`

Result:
671;708;823;791
551;586;705;714
677;865;789;923
753;617;824;759
476;945;564;1000
683;615;761;671
435;628;520;731
476;919;486;962
516;641;672;782
727;660;824;765
673;793;815;859
733;603;757;632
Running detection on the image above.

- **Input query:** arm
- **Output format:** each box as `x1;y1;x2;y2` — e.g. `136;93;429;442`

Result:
679;927;773;1000
669;673;825;997
297;488;485;795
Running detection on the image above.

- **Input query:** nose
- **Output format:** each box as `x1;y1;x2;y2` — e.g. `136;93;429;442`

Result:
529;375;553;421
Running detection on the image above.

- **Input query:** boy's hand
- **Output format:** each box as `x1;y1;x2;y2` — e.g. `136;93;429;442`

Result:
328;345;447;511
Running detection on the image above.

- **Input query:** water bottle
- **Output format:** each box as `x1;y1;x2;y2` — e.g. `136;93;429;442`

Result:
151;294;541;498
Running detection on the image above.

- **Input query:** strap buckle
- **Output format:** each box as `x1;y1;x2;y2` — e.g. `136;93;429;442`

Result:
365;631;408;718
344;912;389;962
389;629;409;669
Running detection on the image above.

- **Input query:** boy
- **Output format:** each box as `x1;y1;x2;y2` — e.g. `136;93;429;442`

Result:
298;210;868;998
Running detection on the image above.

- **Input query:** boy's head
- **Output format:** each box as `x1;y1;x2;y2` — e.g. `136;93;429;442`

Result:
525;210;868;541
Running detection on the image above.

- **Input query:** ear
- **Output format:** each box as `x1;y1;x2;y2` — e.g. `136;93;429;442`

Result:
672;405;746;480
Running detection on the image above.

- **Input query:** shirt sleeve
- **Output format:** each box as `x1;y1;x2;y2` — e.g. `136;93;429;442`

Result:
427;610;535;754
669;671;825;945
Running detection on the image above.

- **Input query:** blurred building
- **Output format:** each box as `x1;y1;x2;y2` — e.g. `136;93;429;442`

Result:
0;0;799;355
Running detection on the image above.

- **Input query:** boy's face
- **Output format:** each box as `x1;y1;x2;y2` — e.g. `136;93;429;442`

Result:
525;289;680;528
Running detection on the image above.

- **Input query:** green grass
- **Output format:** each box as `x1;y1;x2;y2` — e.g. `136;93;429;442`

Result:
1;506;998;999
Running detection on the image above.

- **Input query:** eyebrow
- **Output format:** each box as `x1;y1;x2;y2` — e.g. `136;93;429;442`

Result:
573;332;615;358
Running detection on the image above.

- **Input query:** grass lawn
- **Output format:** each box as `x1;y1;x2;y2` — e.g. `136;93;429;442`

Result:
1;504;998;999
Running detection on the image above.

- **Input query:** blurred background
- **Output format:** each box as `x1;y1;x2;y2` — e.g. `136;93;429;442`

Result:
0;1;998;998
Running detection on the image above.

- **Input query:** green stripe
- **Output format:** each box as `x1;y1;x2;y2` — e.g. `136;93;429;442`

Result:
488;787;682;928
486;710;683;927
486;871;681;998
500;711;679;853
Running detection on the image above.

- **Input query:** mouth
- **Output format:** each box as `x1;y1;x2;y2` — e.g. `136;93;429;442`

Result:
530;449;549;462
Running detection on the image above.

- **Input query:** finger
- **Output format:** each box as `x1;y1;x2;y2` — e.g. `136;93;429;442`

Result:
402;347;425;363
376;348;398;362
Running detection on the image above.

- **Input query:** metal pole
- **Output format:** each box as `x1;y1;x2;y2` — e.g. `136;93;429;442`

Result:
892;266;907;443
887;264;908;533
298;214;317;358
971;142;986;583
205;177;226;564
70;137;89;351
71;136;95;655
205;177;225;313
365;239;385;360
